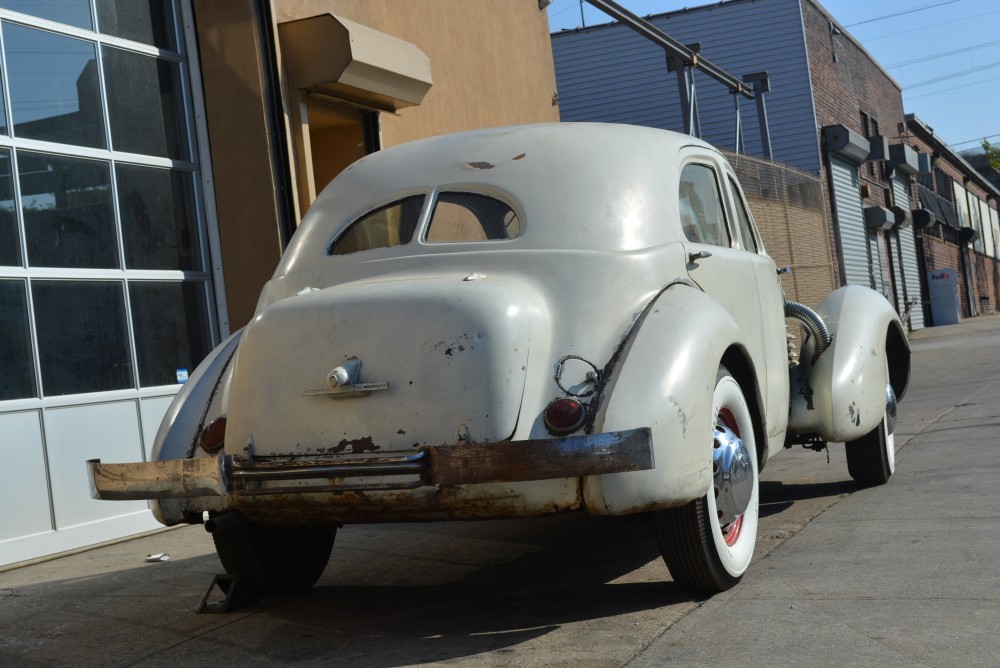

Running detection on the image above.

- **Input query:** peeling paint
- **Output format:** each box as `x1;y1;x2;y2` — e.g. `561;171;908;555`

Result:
848;402;861;427
512;153;526;160
467;161;495;170
328;436;380;455
799;382;815;411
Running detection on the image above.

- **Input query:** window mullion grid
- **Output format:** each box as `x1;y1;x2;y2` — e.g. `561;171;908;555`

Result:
0;9;183;61
0;17;14;141
89;31;142;391
0;0;215;399
87;0;97;36
0;17;29;273
8;149;45;399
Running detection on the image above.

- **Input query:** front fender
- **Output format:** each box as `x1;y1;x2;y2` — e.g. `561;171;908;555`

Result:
583;284;745;515
789;286;910;442
150;328;243;524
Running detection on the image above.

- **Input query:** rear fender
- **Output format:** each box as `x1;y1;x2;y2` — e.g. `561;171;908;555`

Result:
788;286;910;442
583;284;746;515
150;329;243;524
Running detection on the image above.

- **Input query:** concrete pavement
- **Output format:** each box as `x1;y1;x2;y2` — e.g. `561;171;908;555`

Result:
1;315;998;667
629;314;1000;667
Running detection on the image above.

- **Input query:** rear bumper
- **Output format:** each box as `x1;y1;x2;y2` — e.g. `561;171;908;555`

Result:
87;428;654;500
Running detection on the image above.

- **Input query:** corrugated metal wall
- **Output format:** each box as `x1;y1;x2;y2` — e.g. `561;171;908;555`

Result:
893;175;925;330
551;0;821;173
830;156;870;288
869;227;886;297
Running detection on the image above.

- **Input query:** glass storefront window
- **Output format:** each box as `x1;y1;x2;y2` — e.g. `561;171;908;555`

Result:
103;47;188;159
0;149;18;266
0;0;214;402
19;151;117;269
0;0;93;30
97;0;175;50
32;280;133;395
4;22;107;149
117;164;199;270
0;279;35;400
129;281;210;387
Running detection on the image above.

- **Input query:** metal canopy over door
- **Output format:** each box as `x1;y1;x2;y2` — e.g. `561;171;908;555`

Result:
893;175;925;330
830;156;872;288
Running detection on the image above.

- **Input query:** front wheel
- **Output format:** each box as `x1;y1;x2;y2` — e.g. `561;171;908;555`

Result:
212;519;336;595
654;367;760;593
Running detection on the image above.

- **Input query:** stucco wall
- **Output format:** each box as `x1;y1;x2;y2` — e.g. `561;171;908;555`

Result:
194;0;560;329
274;0;560;148
193;0;286;330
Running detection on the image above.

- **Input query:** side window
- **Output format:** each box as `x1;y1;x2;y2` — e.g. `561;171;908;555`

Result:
328;195;425;255
728;176;759;253
679;164;730;247
425;192;520;243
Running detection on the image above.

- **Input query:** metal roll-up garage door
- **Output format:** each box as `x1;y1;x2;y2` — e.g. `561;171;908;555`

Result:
893;175;925;330
831;156;872;288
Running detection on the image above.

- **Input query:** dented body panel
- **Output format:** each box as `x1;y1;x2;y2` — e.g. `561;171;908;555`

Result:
86;123;908;531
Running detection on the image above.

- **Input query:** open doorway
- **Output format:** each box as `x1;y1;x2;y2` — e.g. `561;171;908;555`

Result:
305;98;379;196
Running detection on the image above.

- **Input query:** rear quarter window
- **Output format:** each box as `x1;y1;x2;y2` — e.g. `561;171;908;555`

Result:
425;192;520;243
328;195;425;255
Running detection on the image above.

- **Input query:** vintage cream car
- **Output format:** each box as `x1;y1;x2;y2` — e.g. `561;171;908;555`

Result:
89;123;909;595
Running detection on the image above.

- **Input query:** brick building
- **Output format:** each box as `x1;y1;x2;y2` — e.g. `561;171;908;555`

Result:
551;0;999;330
907;115;1000;321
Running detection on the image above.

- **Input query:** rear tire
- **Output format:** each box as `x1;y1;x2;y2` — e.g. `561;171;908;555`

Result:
846;412;894;486
654;367;759;593
212;519;336;595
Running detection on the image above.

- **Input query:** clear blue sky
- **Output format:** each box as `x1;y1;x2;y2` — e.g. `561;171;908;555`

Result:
547;0;999;154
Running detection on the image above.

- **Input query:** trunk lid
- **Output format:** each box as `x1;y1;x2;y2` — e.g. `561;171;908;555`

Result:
226;275;533;457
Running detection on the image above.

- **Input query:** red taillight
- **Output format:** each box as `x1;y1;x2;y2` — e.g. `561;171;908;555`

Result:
200;416;227;452
544;398;586;433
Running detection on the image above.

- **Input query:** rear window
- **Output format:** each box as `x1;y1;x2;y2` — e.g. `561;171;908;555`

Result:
425;192;520;243
328;195;425;255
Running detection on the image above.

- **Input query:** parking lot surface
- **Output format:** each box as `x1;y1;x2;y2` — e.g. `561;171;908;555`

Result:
2;316;998;667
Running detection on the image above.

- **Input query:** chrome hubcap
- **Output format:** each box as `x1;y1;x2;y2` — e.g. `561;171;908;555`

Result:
713;421;754;526
885;383;897;435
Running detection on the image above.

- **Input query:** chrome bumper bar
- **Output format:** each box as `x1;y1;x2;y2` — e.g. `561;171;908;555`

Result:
87;427;654;500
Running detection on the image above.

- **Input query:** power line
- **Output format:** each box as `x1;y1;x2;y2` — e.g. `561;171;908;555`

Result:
904;74;1000;100
886;39;1000;68
844;0;966;28
862;7;1000;41
951;133;1000;147
904;58;1000;89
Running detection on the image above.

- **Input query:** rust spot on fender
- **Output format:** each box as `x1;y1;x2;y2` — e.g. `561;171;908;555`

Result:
848;402;861;427
330;436;380;454
799;381;815;410
467;161;495;170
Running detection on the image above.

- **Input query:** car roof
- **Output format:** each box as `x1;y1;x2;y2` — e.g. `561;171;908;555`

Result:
278;123;725;274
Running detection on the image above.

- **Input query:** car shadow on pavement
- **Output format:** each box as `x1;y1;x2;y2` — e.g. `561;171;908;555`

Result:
246;514;695;666
758;478;855;519
1;514;700;667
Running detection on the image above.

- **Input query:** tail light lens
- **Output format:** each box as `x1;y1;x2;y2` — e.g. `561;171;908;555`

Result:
544;398;586;434
200;416;227;452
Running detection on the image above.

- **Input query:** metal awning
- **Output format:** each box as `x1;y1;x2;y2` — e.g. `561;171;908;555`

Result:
278;13;432;112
